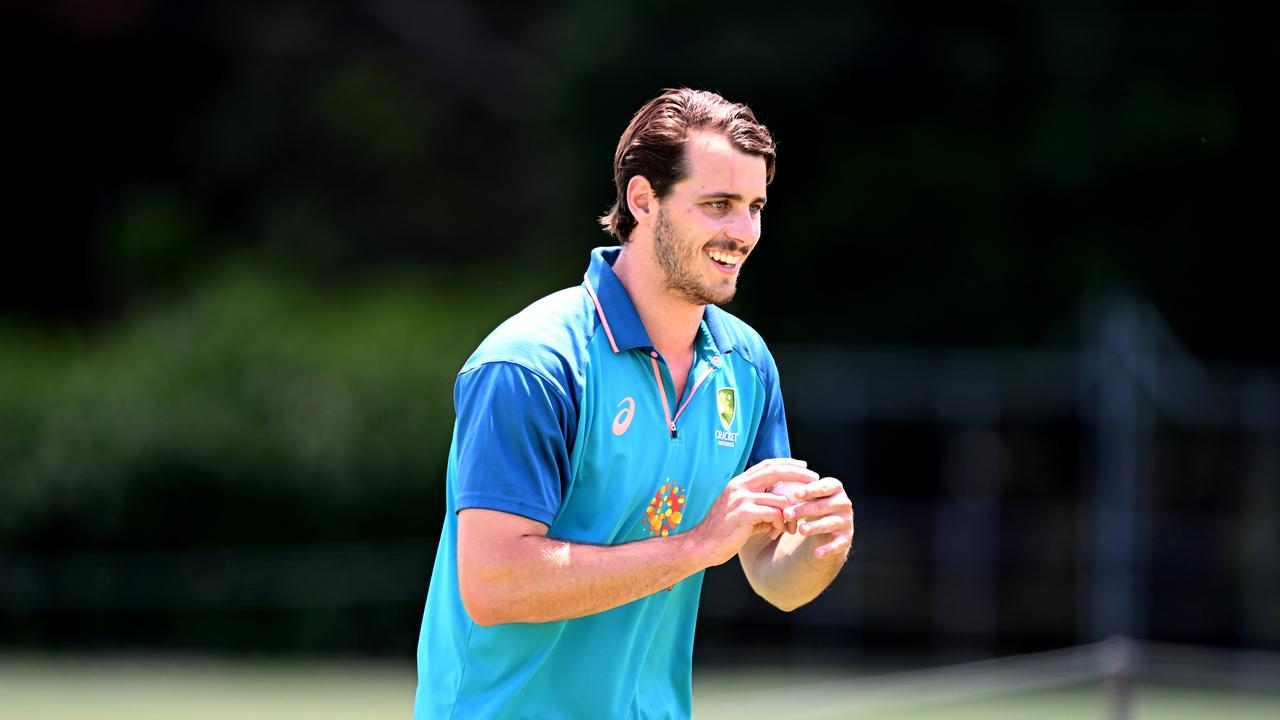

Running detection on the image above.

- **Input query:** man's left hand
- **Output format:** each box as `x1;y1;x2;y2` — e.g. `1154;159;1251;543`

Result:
774;477;854;560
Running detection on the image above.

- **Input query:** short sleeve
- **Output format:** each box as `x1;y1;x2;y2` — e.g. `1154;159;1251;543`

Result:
748;346;792;466
452;361;574;526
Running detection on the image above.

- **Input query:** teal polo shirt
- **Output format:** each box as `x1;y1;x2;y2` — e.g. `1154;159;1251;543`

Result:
415;246;791;720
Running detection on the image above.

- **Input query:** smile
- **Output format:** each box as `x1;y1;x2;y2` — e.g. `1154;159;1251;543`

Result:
706;248;743;269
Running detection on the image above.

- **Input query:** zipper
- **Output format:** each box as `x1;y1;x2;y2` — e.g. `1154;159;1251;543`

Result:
649;351;717;439
649;353;676;437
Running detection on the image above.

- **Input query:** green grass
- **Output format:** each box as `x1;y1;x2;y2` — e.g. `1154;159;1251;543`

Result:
0;655;414;720
2;655;1277;719
693;667;1280;720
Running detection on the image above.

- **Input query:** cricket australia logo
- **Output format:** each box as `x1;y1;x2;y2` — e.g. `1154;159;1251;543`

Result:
715;387;738;448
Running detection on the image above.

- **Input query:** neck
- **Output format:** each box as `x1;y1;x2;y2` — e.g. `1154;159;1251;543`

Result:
612;244;703;360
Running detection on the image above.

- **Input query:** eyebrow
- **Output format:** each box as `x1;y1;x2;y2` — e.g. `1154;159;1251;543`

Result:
697;192;768;205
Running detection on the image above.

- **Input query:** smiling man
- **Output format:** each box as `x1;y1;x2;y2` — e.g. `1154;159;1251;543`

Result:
415;88;854;720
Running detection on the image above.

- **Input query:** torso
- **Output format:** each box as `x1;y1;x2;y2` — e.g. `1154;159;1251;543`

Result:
417;249;792;720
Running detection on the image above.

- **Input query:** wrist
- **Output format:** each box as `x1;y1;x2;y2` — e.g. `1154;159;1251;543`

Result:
672;526;710;573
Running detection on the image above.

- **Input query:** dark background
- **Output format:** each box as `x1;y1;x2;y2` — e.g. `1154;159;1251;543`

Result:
2;0;1275;667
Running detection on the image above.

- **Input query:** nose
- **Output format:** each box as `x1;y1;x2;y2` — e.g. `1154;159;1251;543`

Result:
723;206;758;244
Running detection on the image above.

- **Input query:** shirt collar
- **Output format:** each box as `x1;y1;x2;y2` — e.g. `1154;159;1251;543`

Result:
583;246;736;355
700;303;736;356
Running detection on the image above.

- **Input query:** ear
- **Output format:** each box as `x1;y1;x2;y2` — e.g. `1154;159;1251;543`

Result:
625;175;656;227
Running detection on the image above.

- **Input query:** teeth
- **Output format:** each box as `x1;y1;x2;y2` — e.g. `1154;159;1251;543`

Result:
708;250;740;266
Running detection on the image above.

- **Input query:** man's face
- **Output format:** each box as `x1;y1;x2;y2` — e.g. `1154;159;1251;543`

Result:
651;130;768;306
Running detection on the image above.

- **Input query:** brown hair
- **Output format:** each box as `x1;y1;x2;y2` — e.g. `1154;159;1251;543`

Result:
599;88;776;244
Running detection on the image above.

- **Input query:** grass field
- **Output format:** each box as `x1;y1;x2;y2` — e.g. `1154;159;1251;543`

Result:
2;654;1278;719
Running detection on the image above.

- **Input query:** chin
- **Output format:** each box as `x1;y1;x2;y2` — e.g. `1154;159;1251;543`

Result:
707;288;737;306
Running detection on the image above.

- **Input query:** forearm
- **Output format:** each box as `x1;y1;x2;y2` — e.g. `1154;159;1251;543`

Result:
458;460;819;625
738;532;847;612
460;531;706;625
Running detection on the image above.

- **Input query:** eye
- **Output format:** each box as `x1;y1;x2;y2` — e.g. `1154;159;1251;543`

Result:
749;204;764;216
708;200;729;210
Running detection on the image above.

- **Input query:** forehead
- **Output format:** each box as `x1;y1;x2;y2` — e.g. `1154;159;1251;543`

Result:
675;130;768;196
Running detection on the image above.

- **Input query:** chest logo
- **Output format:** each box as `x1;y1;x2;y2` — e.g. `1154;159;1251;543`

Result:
612;396;635;436
716;388;738;448
717;388;736;430
644;481;686;537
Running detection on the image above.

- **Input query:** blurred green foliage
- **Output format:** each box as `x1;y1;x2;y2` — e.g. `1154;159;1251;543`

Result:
0;0;1270;657
0;262;532;552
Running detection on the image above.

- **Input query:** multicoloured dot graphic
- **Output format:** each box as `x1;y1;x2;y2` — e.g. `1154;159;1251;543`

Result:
644;481;686;537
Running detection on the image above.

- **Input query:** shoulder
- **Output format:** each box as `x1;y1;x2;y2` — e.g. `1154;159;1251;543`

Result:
461;285;597;400
706;304;778;378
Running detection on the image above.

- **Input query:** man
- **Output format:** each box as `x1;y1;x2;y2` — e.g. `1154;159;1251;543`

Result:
415;88;854;719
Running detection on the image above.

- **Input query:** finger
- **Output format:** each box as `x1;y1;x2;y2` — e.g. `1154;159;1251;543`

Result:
754;518;786;538
787;477;844;501
783;494;852;522
813;532;852;559
769;480;818;503
741;504;786;533
737;458;811;484
758;457;808;469
767;502;801;535
752;521;783;536
748;491;795;510
740;458;805;476
797;515;851;536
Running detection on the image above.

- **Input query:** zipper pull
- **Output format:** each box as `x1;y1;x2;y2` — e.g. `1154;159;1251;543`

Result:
669;422;677;438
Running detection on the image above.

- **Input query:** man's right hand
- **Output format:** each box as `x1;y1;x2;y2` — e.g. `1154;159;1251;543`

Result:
688;458;819;568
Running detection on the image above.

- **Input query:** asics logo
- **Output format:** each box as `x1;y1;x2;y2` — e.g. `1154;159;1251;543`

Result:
612;397;635;436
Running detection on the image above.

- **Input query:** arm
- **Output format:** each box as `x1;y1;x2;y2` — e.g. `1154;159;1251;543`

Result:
737;476;854;612
458;509;701;626
457;459;817;626
732;342;853;610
